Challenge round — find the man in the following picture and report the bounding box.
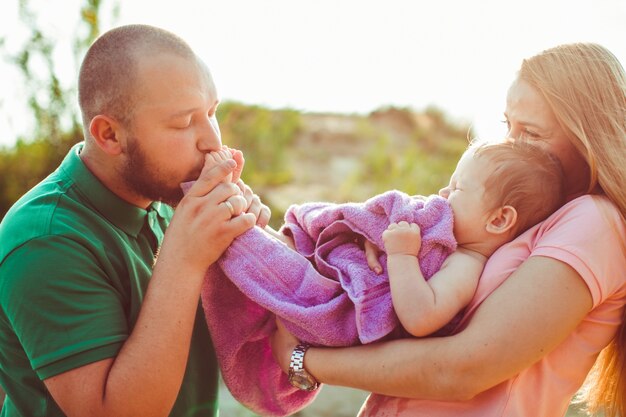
[0,25,266,416]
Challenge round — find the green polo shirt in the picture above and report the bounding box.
[0,143,219,416]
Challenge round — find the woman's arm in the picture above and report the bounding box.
[272,255,592,400]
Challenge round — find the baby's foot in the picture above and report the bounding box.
[224,146,244,183]
[206,148,235,183]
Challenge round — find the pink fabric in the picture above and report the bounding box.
[201,190,455,416]
[358,195,626,417]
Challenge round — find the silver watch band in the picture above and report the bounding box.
[290,343,309,372]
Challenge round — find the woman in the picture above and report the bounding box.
[271,43,626,417]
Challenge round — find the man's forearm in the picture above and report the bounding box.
[45,254,209,417]
[102,256,208,415]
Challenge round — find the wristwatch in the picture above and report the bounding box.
[288,343,319,391]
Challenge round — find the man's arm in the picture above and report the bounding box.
[272,255,592,400]
[44,159,256,417]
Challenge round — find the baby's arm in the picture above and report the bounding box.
[383,222,485,337]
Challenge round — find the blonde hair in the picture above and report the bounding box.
[471,139,565,236]
[520,43,626,417]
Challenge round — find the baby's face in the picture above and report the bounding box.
[439,151,492,244]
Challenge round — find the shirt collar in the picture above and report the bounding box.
[59,143,169,237]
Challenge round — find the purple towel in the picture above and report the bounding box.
[200,190,456,416]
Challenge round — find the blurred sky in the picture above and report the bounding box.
[1,0,625,146]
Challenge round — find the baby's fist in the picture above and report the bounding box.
[382,221,422,256]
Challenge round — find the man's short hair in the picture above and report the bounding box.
[78,24,196,136]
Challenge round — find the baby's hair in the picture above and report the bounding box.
[470,139,565,236]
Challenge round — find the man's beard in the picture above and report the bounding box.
[121,136,185,207]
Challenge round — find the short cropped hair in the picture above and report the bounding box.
[471,139,565,236]
[78,24,196,136]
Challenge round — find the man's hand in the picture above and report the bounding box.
[164,154,256,273]
[237,179,271,228]
[223,146,271,228]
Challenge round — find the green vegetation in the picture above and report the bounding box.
[347,107,470,198]
[0,1,472,224]
[0,0,105,218]
[283,106,471,210]
[0,129,82,218]
[218,102,301,186]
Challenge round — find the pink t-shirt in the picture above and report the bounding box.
[358,195,626,417]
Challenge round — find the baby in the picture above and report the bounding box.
[380,139,564,336]
[198,139,564,416]
[205,139,564,338]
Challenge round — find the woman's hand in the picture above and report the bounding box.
[270,319,299,373]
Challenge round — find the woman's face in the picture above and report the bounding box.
[504,78,589,198]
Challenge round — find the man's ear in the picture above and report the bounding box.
[88,115,124,156]
[486,205,518,235]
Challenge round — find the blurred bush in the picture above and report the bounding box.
[217,101,301,186]
[0,102,301,219]
[0,128,83,219]
[344,107,470,198]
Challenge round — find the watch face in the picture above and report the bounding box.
[289,370,317,391]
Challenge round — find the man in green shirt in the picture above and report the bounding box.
[0,25,266,416]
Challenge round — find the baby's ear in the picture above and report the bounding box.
[486,205,517,235]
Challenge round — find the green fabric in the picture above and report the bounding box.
[0,143,218,416]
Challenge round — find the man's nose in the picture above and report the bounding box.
[197,116,222,152]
